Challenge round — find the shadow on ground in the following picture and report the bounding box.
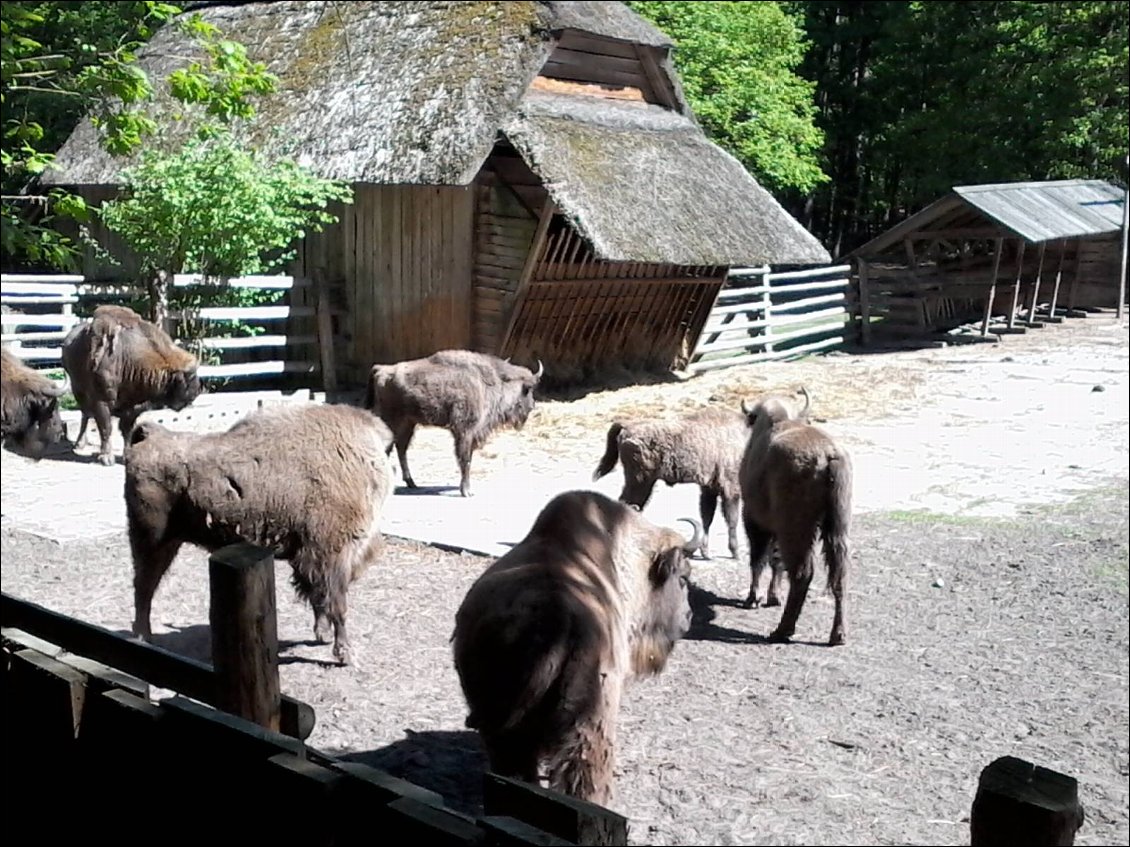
[334,728,488,815]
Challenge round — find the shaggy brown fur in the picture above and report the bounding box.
[738,392,853,646]
[592,406,756,560]
[452,490,704,805]
[62,305,201,466]
[1,348,68,457]
[124,403,394,665]
[365,349,543,497]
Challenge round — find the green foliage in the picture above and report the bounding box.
[1,1,277,269]
[98,131,352,283]
[627,1,827,194]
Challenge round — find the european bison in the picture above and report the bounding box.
[365,349,543,497]
[125,403,394,665]
[1,347,69,457]
[452,490,704,805]
[62,305,202,466]
[738,391,853,645]
[591,405,760,560]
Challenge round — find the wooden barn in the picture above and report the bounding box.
[45,0,829,383]
[850,179,1127,345]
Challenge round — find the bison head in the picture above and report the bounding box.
[3,383,69,459]
[163,366,203,412]
[740,386,811,430]
[499,358,543,432]
[633,516,702,676]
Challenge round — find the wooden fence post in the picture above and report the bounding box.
[209,543,281,732]
[314,270,338,394]
[761,269,774,353]
[483,773,627,846]
[970,756,1084,846]
[858,260,871,346]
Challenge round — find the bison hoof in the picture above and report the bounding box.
[768,629,793,644]
[460,487,473,498]
[313,619,332,644]
[741,596,758,610]
[97,452,115,467]
[828,630,846,647]
[764,595,782,608]
[333,643,353,666]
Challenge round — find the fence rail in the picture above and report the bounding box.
[689,264,853,373]
[1,273,330,387]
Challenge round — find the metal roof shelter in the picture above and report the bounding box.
[850,179,1127,345]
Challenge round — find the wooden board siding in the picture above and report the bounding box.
[542,31,679,108]
[297,185,474,378]
[471,160,547,354]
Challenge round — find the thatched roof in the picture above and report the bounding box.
[46,0,829,267]
[505,91,831,266]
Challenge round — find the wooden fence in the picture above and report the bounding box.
[2,542,627,846]
[0,273,334,388]
[689,264,853,373]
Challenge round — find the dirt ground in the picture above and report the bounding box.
[2,318,1128,845]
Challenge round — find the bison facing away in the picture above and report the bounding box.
[738,391,853,645]
[365,349,543,497]
[62,305,202,466]
[1,347,69,457]
[452,490,704,806]
[125,403,394,665]
[591,405,760,560]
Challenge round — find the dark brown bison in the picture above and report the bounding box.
[593,404,770,560]
[452,490,704,805]
[365,349,543,497]
[1,347,69,457]
[125,403,394,665]
[738,391,853,646]
[62,304,202,466]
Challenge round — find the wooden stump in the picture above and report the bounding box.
[970,756,1084,846]
[209,543,281,732]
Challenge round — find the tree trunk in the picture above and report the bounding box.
[146,269,170,331]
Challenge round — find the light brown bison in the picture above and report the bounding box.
[452,490,704,805]
[125,403,394,665]
[365,349,543,497]
[1,347,69,457]
[592,403,782,560]
[62,304,202,466]
[738,391,853,645]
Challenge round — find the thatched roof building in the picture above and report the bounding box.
[47,0,830,380]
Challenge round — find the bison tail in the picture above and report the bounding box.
[363,365,382,412]
[592,422,624,482]
[822,454,853,598]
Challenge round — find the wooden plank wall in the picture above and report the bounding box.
[549,31,679,108]
[471,161,545,354]
[297,185,474,380]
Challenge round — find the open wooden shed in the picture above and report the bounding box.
[850,180,1127,345]
[45,0,829,383]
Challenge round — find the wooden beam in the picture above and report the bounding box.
[1007,240,1027,329]
[633,44,677,109]
[498,201,556,357]
[970,756,1084,846]
[483,773,628,846]
[912,227,1007,240]
[1025,242,1047,325]
[858,260,872,345]
[980,238,1005,336]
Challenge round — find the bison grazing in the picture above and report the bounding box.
[452,490,704,805]
[738,391,853,645]
[1,347,69,457]
[125,403,394,665]
[365,349,543,497]
[591,405,761,560]
[62,304,202,466]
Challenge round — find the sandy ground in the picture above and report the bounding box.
[1,316,1127,845]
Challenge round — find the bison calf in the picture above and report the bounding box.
[125,403,394,665]
[63,305,202,466]
[739,391,853,645]
[1,348,69,457]
[365,349,543,497]
[592,405,762,559]
[452,490,704,806]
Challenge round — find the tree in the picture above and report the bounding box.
[627,1,828,195]
[1,1,275,269]
[98,132,352,324]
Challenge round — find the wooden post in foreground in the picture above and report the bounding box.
[314,269,338,394]
[483,773,627,846]
[970,756,1084,846]
[981,238,1005,336]
[209,543,281,733]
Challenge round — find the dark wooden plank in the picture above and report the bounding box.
[483,773,627,846]
[479,817,576,846]
[557,29,639,59]
[971,756,1084,846]
[379,797,481,846]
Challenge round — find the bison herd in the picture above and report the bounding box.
[1,303,854,808]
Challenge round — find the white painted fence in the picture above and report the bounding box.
[689,264,853,373]
[1,274,323,383]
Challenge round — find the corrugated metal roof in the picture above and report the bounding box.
[954,179,1125,242]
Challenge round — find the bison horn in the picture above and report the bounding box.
[534,359,544,381]
[46,377,70,398]
[740,398,754,418]
[798,385,811,418]
[676,517,706,555]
